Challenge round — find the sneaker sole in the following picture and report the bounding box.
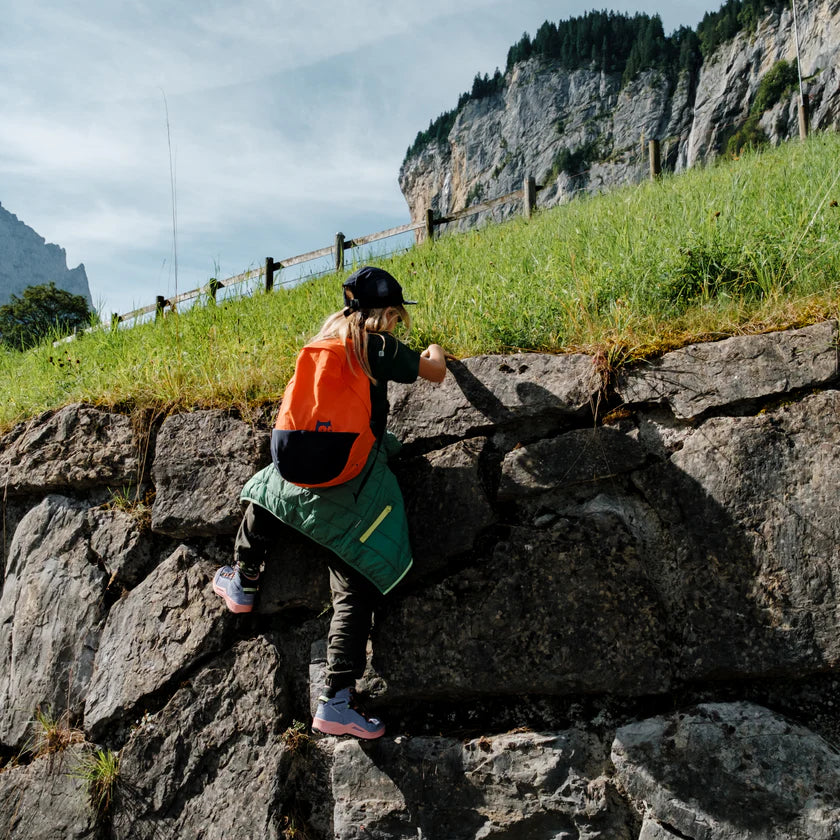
[212,582,254,614]
[312,718,385,739]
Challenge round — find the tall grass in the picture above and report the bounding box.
[1,133,839,431]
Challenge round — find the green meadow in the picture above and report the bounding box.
[2,132,839,432]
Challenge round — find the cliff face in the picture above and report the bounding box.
[1,321,840,838]
[0,202,92,307]
[399,0,840,228]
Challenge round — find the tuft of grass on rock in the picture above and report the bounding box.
[24,707,84,759]
[73,747,121,821]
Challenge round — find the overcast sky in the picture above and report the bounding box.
[2,1,724,316]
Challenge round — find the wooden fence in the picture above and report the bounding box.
[62,144,685,345]
[107,175,546,329]
[126,139,683,328]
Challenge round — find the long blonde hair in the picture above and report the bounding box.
[311,305,411,384]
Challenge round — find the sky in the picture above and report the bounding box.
[2,1,725,317]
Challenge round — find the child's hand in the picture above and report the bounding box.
[419,344,447,383]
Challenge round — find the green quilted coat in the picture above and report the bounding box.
[240,433,412,594]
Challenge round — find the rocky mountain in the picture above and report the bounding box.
[400,0,840,228]
[0,202,92,307]
[1,320,840,838]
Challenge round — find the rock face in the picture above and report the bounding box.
[0,202,92,306]
[612,702,840,840]
[1,321,840,838]
[399,0,840,228]
[0,497,108,749]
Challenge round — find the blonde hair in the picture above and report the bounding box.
[311,305,411,384]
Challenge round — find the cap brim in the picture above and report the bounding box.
[402,300,418,305]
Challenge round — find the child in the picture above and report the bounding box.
[213,265,447,739]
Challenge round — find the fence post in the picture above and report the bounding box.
[209,278,222,301]
[334,233,345,273]
[264,257,275,292]
[425,208,435,243]
[798,93,809,140]
[111,313,120,332]
[649,139,661,179]
[155,296,166,321]
[523,175,537,219]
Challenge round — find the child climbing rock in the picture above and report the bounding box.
[213,265,447,739]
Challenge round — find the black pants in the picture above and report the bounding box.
[234,502,380,692]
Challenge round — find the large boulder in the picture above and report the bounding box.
[0,744,95,839]
[0,496,107,749]
[617,321,838,420]
[498,425,647,499]
[0,404,138,495]
[150,410,269,538]
[389,353,599,445]
[612,702,840,840]
[330,730,635,839]
[498,389,840,688]
[395,437,496,579]
[84,545,227,735]
[113,636,291,840]
[374,522,672,699]
[87,505,155,588]
[634,390,840,682]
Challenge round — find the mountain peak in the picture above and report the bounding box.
[0,203,92,307]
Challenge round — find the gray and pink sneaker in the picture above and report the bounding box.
[213,565,259,613]
[312,688,385,739]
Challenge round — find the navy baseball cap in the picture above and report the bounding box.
[342,266,417,312]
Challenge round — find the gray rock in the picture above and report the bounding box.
[0,744,95,839]
[499,426,648,498]
[150,410,269,538]
[255,523,331,615]
[87,505,154,588]
[113,636,291,840]
[84,545,227,735]
[1,498,31,583]
[0,496,107,749]
[375,523,671,699]
[612,702,840,840]
[389,354,598,445]
[331,730,634,840]
[639,820,685,840]
[0,404,138,495]
[399,57,691,229]
[617,321,839,420]
[396,437,496,578]
[657,390,840,680]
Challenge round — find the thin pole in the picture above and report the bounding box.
[791,0,804,103]
[791,0,808,139]
[162,91,178,298]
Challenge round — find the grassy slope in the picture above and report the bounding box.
[1,133,839,432]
